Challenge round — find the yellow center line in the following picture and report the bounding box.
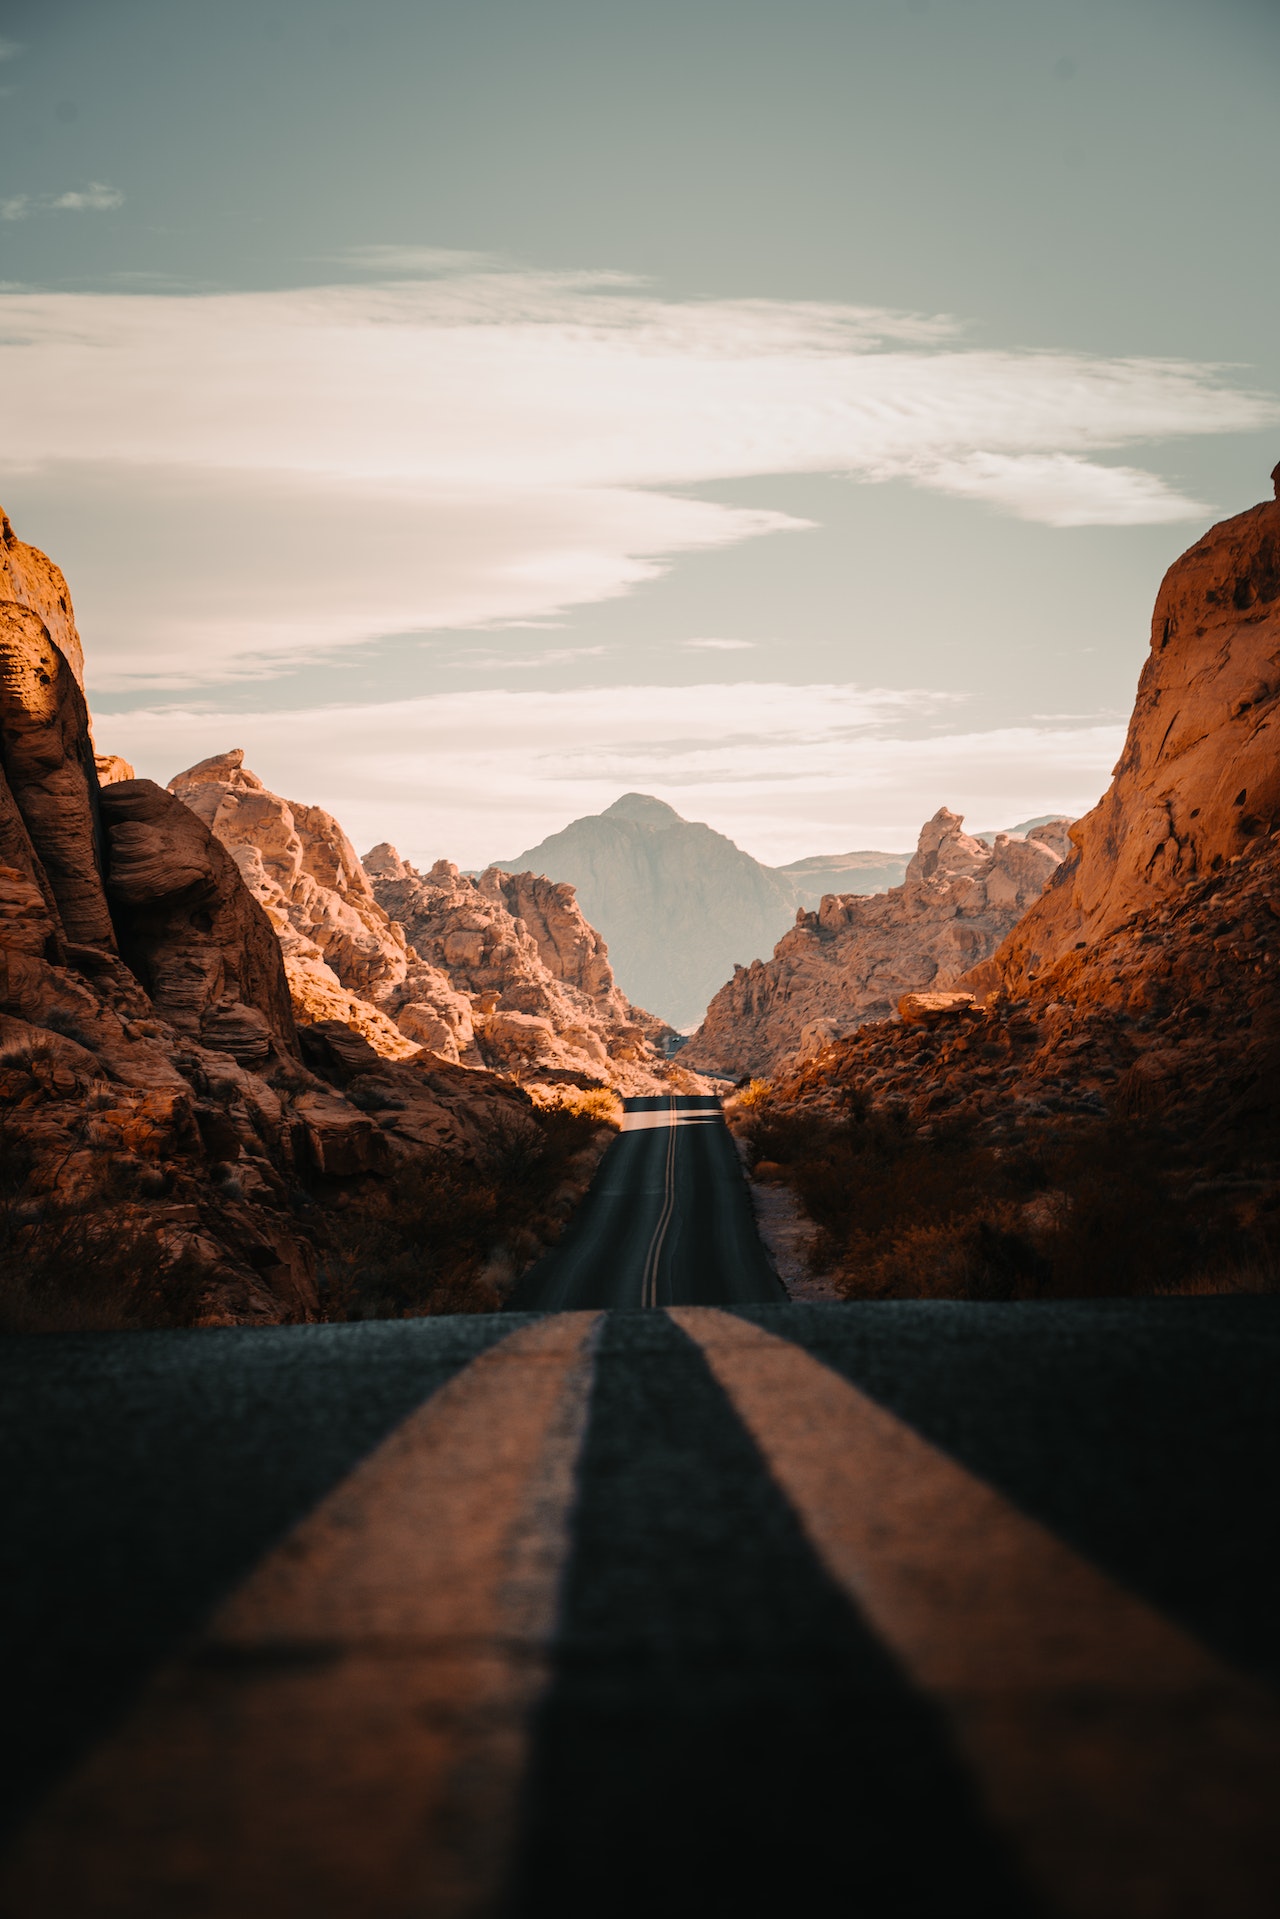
[1,1312,603,1919]
[640,1094,679,1307]
[671,1306,1280,1919]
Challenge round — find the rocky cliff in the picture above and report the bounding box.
[1,510,602,1331]
[167,751,421,1061]
[685,809,1071,1079]
[980,491,1280,996]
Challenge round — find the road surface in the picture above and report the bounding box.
[2,1297,1279,1916]
[509,1093,786,1310]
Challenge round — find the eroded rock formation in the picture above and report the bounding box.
[1,511,590,1329]
[167,752,419,1060]
[685,809,1070,1079]
[981,494,1280,995]
[368,852,680,1092]
[164,757,684,1091]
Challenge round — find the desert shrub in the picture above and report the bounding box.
[740,1093,1277,1301]
[319,1100,602,1319]
[526,1083,623,1126]
[0,1198,210,1333]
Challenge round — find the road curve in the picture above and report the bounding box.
[508,1094,786,1310]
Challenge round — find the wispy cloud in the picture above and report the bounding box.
[0,39,22,61]
[100,680,1124,869]
[684,638,756,651]
[0,260,1273,688]
[1,180,124,222]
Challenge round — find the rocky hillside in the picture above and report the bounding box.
[685,809,1071,1079]
[495,793,811,1028]
[165,752,682,1094]
[364,847,680,1092]
[0,510,613,1331]
[735,475,1280,1302]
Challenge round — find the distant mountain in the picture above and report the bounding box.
[493,795,800,1028]
[779,848,909,906]
[493,794,908,1029]
[974,814,1072,847]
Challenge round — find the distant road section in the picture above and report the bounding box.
[508,1095,786,1310]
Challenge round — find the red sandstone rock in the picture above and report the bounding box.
[100,778,298,1064]
[991,496,1280,993]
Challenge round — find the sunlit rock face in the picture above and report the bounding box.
[684,810,1068,1081]
[986,493,1280,997]
[367,853,680,1093]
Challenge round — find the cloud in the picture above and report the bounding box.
[922,451,1207,525]
[47,182,124,213]
[0,262,1273,687]
[11,463,801,689]
[0,39,22,60]
[1,180,123,221]
[99,679,1124,869]
[684,638,756,651]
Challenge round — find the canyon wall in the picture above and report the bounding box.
[983,493,1280,996]
[0,510,574,1328]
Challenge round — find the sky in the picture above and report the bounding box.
[1,0,1277,867]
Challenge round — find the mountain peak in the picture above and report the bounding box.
[600,792,686,828]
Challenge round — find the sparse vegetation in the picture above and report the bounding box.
[318,1101,609,1319]
[734,1086,1280,1301]
[525,1083,623,1127]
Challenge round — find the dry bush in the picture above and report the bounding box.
[526,1083,622,1127]
[729,1078,772,1114]
[319,1101,602,1319]
[738,1090,1277,1301]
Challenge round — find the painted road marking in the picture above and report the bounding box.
[640,1095,679,1307]
[672,1306,1280,1919]
[1,1312,602,1919]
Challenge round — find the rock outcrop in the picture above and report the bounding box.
[685,809,1070,1079]
[367,851,680,1092]
[0,508,86,689]
[1,510,596,1330]
[168,752,416,1060]
[981,494,1280,995]
[157,750,683,1091]
[733,477,1280,1303]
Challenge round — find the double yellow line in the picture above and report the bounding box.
[639,1093,680,1309]
[6,1309,1280,1917]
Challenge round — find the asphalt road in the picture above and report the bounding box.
[2,1298,1279,1917]
[509,1094,787,1310]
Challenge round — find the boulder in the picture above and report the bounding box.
[99,778,298,1057]
[898,991,976,1024]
